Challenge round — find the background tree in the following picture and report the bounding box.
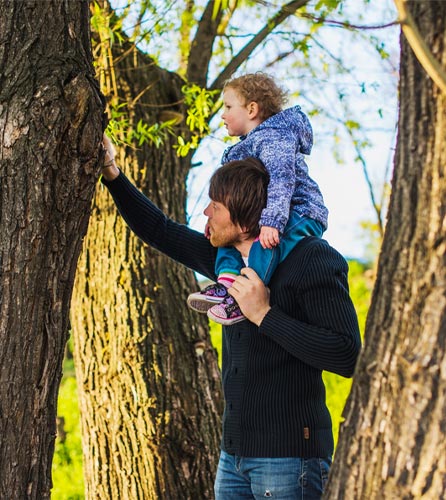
[0,1,103,498]
[71,34,224,500]
[325,1,446,498]
[69,0,397,498]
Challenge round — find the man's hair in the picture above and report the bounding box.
[223,72,288,121]
[209,158,270,238]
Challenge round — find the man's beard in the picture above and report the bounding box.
[208,226,242,248]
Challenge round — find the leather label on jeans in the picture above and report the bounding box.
[304,427,310,439]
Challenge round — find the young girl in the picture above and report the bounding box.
[188,73,328,325]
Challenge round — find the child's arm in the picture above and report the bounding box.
[253,129,298,234]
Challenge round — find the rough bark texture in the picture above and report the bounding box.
[71,39,223,499]
[0,1,103,499]
[324,2,445,499]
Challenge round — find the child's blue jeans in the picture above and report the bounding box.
[215,212,324,285]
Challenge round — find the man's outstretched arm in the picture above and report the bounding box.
[101,137,218,280]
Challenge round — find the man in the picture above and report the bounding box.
[101,136,361,499]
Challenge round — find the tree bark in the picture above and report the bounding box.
[0,1,103,499]
[71,39,223,499]
[324,2,446,498]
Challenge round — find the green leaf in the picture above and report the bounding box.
[345,120,360,131]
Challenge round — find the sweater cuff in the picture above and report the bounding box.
[258,305,280,333]
[260,213,288,233]
[101,169,122,187]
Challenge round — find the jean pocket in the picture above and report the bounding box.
[319,457,332,490]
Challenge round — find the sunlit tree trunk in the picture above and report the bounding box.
[0,1,103,498]
[71,39,223,498]
[325,2,446,498]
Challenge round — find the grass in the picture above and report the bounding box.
[52,375,84,499]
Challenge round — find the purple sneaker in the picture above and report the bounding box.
[187,283,228,313]
[207,295,245,325]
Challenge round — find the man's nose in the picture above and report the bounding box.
[204,203,211,216]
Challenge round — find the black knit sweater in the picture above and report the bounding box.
[104,172,361,458]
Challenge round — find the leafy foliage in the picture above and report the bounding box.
[52,345,85,498]
[175,84,220,156]
[323,259,373,447]
[91,1,179,151]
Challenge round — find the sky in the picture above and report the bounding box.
[186,1,400,262]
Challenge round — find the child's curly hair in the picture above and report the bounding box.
[223,72,288,121]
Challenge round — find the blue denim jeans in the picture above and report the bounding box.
[215,213,324,285]
[214,451,331,500]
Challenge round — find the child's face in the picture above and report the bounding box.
[222,87,252,137]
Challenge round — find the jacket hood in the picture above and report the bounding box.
[257,105,313,155]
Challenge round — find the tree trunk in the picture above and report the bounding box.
[71,40,223,499]
[0,1,103,499]
[324,2,446,499]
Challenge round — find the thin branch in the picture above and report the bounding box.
[394,0,446,95]
[250,0,398,30]
[130,82,158,107]
[297,13,398,31]
[346,127,384,237]
[187,0,225,87]
[210,0,310,91]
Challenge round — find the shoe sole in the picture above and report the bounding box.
[207,309,246,325]
[187,294,225,313]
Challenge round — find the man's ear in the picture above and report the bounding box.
[247,101,259,119]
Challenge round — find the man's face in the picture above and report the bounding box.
[204,200,243,247]
[221,88,251,137]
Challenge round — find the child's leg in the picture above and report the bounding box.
[214,247,244,288]
[278,212,324,264]
[249,213,325,285]
[247,242,280,286]
[187,247,244,316]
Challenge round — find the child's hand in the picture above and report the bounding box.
[259,226,280,249]
[204,223,211,239]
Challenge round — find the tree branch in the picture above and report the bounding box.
[187,0,225,87]
[394,0,446,95]
[301,15,398,31]
[210,0,310,92]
